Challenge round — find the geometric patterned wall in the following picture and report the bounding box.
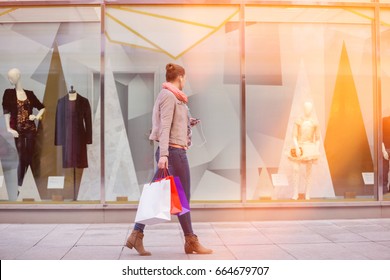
[324,42,374,196]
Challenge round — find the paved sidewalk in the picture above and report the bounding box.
[1,219,390,260]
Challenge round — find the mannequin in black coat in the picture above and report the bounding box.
[55,89,92,168]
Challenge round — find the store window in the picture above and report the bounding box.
[0,6,101,202]
[0,1,386,205]
[104,5,241,203]
[245,6,376,201]
[381,8,390,201]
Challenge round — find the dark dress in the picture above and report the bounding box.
[55,94,92,168]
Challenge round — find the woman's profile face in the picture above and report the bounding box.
[179,74,186,89]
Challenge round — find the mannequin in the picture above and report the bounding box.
[381,116,390,193]
[2,68,45,195]
[55,86,92,170]
[288,101,320,200]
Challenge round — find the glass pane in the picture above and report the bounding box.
[104,5,241,203]
[245,6,375,202]
[0,6,101,203]
[381,9,390,200]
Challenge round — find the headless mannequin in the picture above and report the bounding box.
[290,102,320,200]
[4,68,45,193]
[382,143,390,192]
[382,131,390,192]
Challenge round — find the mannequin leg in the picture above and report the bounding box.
[14,135,26,196]
[292,162,300,200]
[304,162,313,200]
[14,132,36,197]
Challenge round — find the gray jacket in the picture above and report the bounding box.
[149,88,189,157]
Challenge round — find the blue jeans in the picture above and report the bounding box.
[134,146,194,235]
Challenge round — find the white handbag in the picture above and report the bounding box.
[134,178,171,225]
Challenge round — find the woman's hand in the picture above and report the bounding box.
[190,118,200,127]
[158,156,168,169]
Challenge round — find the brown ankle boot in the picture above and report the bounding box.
[184,234,213,254]
[126,230,151,256]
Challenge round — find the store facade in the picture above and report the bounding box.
[0,0,390,222]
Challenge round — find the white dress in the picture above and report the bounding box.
[288,117,320,162]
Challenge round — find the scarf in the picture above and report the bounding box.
[162,82,188,104]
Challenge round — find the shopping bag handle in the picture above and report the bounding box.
[149,168,170,184]
[157,168,169,178]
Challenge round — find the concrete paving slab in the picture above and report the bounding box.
[211,222,257,229]
[340,224,389,234]
[214,228,273,245]
[87,224,130,230]
[306,225,369,242]
[15,245,72,260]
[120,246,189,260]
[376,241,390,248]
[279,243,368,260]
[0,224,56,247]
[142,229,184,247]
[77,229,128,246]
[357,230,390,242]
[252,221,314,228]
[35,224,89,247]
[330,219,377,227]
[0,224,10,231]
[258,225,315,234]
[228,244,295,260]
[0,245,32,259]
[261,232,331,244]
[338,242,390,260]
[187,245,235,260]
[62,245,123,260]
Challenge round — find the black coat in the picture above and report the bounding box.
[55,94,92,168]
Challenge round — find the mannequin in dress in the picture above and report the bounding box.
[2,68,45,195]
[288,101,320,200]
[381,115,390,193]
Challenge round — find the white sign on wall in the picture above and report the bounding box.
[362,172,374,185]
[0,176,4,188]
[47,176,65,189]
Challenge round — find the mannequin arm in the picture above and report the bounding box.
[382,142,389,160]
[292,123,301,157]
[315,125,321,151]
[29,108,45,121]
[4,114,19,138]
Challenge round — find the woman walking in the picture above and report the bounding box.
[126,63,212,256]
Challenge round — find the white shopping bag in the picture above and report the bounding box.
[134,178,171,225]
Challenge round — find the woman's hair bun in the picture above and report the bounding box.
[166,63,174,71]
[165,63,185,82]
